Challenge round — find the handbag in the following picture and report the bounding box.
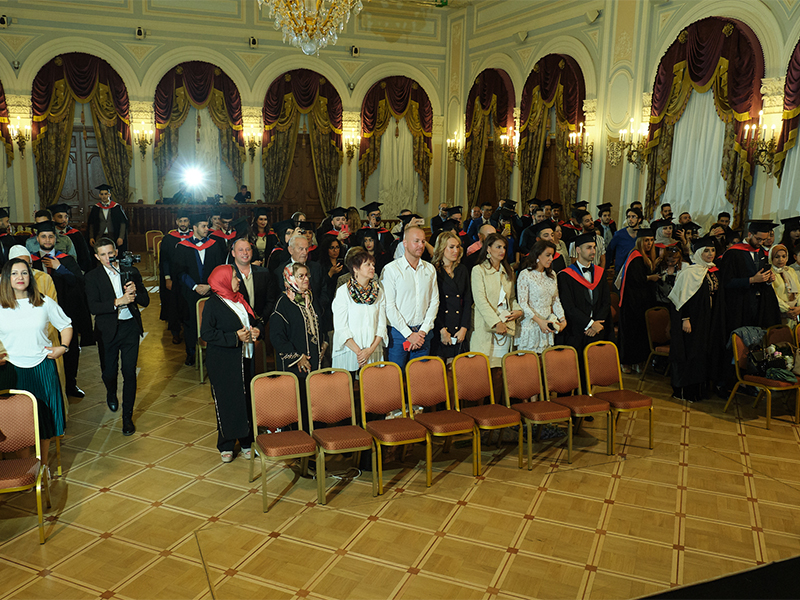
[496,308,517,337]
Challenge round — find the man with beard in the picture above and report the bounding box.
[160,210,193,345]
[50,204,93,272]
[355,201,393,248]
[594,203,617,249]
[87,183,129,252]
[607,207,642,272]
[569,209,606,268]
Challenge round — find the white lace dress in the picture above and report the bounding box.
[517,269,564,353]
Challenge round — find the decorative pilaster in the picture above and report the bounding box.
[241,105,262,129]
[583,98,597,128]
[641,92,652,122]
[342,110,360,136]
[5,94,31,121]
[760,77,785,116]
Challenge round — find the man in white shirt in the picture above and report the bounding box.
[382,226,439,367]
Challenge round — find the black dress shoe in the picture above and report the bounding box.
[172,334,183,345]
[185,355,196,366]
[67,386,85,398]
[107,396,119,412]
[122,416,136,436]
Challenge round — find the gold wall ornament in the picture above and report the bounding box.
[678,30,687,44]
[133,121,153,161]
[533,63,540,73]
[343,129,360,165]
[607,135,623,167]
[8,117,30,158]
[742,111,778,176]
[243,125,262,163]
[446,131,465,167]
[609,117,648,171]
[723,22,734,37]
[258,0,368,56]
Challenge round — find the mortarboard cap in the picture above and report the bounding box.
[692,235,718,253]
[0,207,8,219]
[527,198,540,207]
[295,221,315,232]
[679,221,701,232]
[360,228,381,241]
[650,218,673,231]
[189,213,209,226]
[360,202,383,214]
[501,199,518,210]
[328,207,348,218]
[747,220,777,234]
[253,206,271,218]
[780,216,800,229]
[540,199,553,208]
[550,202,562,209]
[49,203,71,215]
[176,208,191,220]
[219,208,234,220]
[272,219,295,240]
[596,202,613,212]
[498,207,516,221]
[573,201,589,209]
[446,206,463,218]
[34,220,56,234]
[439,220,461,233]
[530,220,555,238]
[572,232,597,248]
[636,228,656,239]
[95,183,112,192]
[398,213,421,225]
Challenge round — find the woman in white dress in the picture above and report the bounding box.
[332,247,387,373]
[517,240,566,353]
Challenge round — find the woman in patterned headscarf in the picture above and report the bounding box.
[269,263,324,428]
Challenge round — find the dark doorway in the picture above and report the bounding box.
[59,127,106,229]
[535,142,560,205]
[281,132,325,224]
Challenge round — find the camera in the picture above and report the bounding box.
[119,251,141,268]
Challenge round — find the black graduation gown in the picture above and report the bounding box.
[0,232,16,269]
[719,244,781,333]
[431,263,472,358]
[250,232,278,265]
[618,255,656,365]
[556,264,614,356]
[669,270,726,391]
[159,230,191,323]
[31,252,93,338]
[200,295,260,444]
[63,227,93,273]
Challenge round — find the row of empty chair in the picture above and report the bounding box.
[248,342,654,512]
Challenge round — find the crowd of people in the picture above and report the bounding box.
[1,190,796,467]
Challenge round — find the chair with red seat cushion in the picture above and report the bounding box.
[723,333,800,430]
[359,362,431,495]
[249,372,316,512]
[766,324,794,348]
[406,357,477,477]
[0,390,51,544]
[306,368,373,504]
[452,352,522,475]
[638,307,671,391]
[541,346,612,456]
[584,341,654,454]
[502,351,572,468]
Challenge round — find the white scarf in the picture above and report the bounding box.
[668,247,715,310]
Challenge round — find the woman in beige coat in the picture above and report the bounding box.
[471,233,523,397]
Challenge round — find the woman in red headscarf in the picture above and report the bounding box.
[201,264,262,464]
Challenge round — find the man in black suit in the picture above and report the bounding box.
[557,233,614,371]
[230,237,270,320]
[0,207,16,268]
[30,221,91,398]
[85,238,149,435]
[267,232,330,321]
[430,203,449,236]
[160,210,192,344]
[171,213,227,365]
[87,183,129,252]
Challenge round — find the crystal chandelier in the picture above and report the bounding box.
[258,0,367,56]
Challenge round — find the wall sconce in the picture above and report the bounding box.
[447,131,464,164]
[132,121,153,161]
[742,111,777,176]
[343,130,360,165]
[8,117,30,158]
[498,131,520,168]
[568,122,593,169]
[244,126,262,162]
[608,118,648,171]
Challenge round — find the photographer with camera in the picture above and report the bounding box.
[85,238,149,436]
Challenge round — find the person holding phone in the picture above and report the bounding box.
[431,231,471,363]
[317,207,351,253]
[517,240,566,353]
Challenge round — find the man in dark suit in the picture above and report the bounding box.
[430,203,449,236]
[85,238,149,435]
[171,213,227,366]
[557,233,614,374]
[230,237,270,320]
[87,183,129,252]
[267,232,330,321]
[30,220,91,398]
[160,210,193,344]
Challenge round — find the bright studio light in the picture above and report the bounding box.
[183,167,204,188]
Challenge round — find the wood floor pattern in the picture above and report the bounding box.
[3,283,800,600]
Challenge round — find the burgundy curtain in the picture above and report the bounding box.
[358,76,433,203]
[645,17,763,222]
[464,69,515,207]
[0,79,13,166]
[775,38,800,185]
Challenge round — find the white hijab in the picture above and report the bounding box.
[668,247,716,310]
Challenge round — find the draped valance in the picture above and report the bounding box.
[262,69,342,211]
[518,55,585,211]
[153,61,245,196]
[644,17,764,223]
[358,76,433,203]
[0,80,13,166]
[774,38,800,185]
[32,53,132,206]
[464,69,515,207]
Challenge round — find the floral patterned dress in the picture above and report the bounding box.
[517,269,564,353]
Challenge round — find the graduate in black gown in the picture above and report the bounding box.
[51,203,93,273]
[668,236,726,402]
[87,184,129,252]
[354,201,394,249]
[265,219,296,280]
[519,220,567,273]
[779,216,800,266]
[201,265,261,463]
[556,232,614,361]
[718,220,781,334]
[359,228,389,276]
[617,229,660,372]
[248,207,277,266]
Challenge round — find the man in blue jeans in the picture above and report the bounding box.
[382,226,440,367]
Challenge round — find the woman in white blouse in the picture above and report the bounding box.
[332,247,387,373]
[0,257,72,463]
[517,239,566,353]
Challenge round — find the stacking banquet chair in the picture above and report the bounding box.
[249,372,316,512]
[541,346,612,456]
[584,341,654,454]
[406,356,478,477]
[306,368,373,504]
[501,351,573,468]
[723,333,800,430]
[451,352,522,474]
[359,361,431,495]
[196,298,208,383]
[766,324,794,348]
[145,229,162,273]
[638,306,671,391]
[0,390,52,544]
